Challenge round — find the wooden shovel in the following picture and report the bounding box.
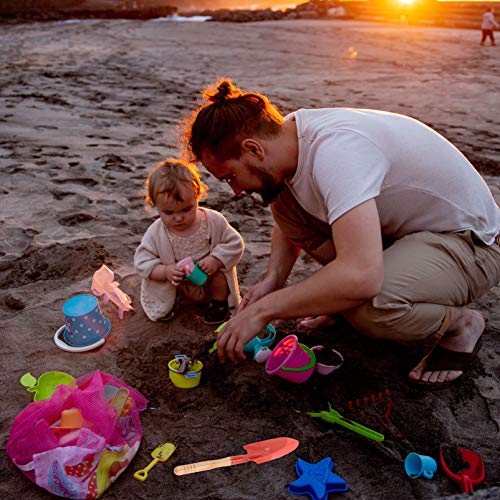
[174,437,299,476]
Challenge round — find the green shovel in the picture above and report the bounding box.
[308,403,385,442]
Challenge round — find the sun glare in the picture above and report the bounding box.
[397,0,415,4]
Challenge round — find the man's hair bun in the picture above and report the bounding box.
[205,79,235,103]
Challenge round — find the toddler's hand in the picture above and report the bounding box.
[165,264,185,286]
[198,256,222,275]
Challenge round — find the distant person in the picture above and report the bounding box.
[481,7,498,46]
[182,78,500,390]
[134,159,244,324]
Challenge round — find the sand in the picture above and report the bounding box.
[0,17,499,499]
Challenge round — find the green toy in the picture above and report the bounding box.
[308,403,385,442]
[20,371,75,401]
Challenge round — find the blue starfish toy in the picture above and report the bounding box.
[288,457,348,500]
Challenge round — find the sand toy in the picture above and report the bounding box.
[215,323,276,362]
[176,256,195,275]
[308,403,384,442]
[134,443,176,481]
[54,294,110,352]
[168,355,203,389]
[346,389,413,449]
[176,256,208,286]
[104,385,134,416]
[184,263,208,286]
[440,445,485,493]
[91,265,134,319]
[310,345,344,375]
[8,370,148,498]
[404,452,437,479]
[53,408,84,430]
[174,437,299,476]
[51,408,85,445]
[54,294,111,352]
[288,457,348,499]
[20,371,75,401]
[265,335,316,383]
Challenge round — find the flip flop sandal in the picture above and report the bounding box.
[409,337,483,391]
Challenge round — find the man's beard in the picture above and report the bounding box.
[246,163,285,205]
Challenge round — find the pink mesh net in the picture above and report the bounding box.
[7,370,148,499]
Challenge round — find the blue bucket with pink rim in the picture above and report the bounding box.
[62,294,111,347]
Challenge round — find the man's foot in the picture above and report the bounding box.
[409,308,484,388]
[202,299,230,325]
[299,315,336,329]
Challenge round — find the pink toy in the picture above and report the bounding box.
[265,335,316,384]
[176,256,195,275]
[91,265,134,319]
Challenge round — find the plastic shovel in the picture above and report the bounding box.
[174,437,299,476]
[440,445,485,493]
[308,403,385,442]
[133,443,176,481]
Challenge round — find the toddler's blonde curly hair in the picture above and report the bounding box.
[145,158,208,208]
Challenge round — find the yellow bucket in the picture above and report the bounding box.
[168,359,203,389]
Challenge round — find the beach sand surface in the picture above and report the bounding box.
[0,18,499,499]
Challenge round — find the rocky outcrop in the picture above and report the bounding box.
[194,0,349,23]
[0,0,177,21]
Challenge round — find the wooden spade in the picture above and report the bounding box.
[174,437,299,476]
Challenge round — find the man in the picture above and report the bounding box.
[481,7,498,46]
[183,79,500,389]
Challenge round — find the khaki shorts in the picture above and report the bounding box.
[271,186,500,343]
[178,280,209,303]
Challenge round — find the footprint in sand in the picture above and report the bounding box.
[95,154,134,173]
[58,213,96,226]
[57,178,98,187]
[50,191,92,208]
[95,200,128,215]
[0,227,39,257]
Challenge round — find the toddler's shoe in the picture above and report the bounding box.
[202,299,230,325]
[157,297,181,323]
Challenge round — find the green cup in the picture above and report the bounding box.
[184,263,208,286]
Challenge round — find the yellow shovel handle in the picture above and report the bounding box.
[133,458,159,481]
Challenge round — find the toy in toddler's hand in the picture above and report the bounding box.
[91,265,134,319]
[176,256,195,276]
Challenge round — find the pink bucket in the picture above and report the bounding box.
[265,335,316,383]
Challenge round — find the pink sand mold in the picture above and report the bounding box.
[91,264,134,319]
[176,256,195,274]
[310,345,344,375]
[265,335,316,383]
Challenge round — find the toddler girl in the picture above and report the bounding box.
[134,158,244,324]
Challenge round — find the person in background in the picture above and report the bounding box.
[182,78,500,390]
[480,7,498,46]
[134,158,244,325]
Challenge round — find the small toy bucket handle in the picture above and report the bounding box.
[282,344,316,372]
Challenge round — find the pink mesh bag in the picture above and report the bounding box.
[7,370,148,499]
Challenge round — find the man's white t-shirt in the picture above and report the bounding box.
[287,108,500,245]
